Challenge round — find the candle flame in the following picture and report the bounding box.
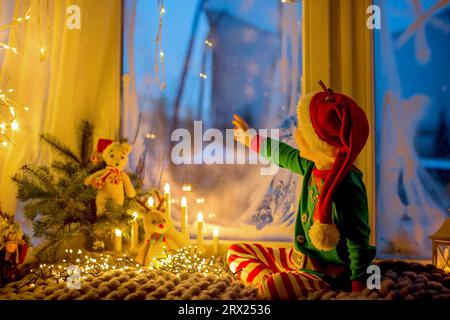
[213,228,219,237]
[147,196,154,207]
[164,182,170,193]
[115,229,122,237]
[181,196,187,207]
[132,211,138,218]
[197,212,204,222]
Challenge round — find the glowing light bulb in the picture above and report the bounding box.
[213,228,219,237]
[115,229,122,237]
[182,184,192,192]
[164,183,170,193]
[40,47,47,60]
[197,212,204,222]
[11,120,19,131]
[132,211,138,219]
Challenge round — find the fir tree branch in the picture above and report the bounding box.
[16,165,59,196]
[11,174,55,200]
[34,223,81,262]
[51,160,79,177]
[78,120,94,167]
[40,133,81,165]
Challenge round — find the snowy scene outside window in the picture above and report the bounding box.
[375,0,450,259]
[122,0,302,242]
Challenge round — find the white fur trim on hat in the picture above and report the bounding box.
[296,92,337,158]
[308,220,340,251]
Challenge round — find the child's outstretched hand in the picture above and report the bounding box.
[232,114,253,147]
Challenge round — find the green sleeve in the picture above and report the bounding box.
[259,137,312,175]
[335,173,376,281]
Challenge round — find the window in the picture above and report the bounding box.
[122,0,302,241]
[375,0,450,258]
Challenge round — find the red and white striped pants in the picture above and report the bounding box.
[227,243,330,299]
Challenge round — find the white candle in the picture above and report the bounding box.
[164,183,171,220]
[181,196,188,237]
[213,228,219,257]
[147,196,154,208]
[114,229,122,253]
[444,248,449,272]
[131,212,139,250]
[196,212,204,252]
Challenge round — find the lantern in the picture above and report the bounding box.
[429,218,450,272]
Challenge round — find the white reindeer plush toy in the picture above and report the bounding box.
[135,190,189,266]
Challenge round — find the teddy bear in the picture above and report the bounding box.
[135,190,188,266]
[84,139,136,217]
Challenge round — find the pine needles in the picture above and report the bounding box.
[11,121,142,262]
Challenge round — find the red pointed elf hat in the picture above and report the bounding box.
[297,81,369,251]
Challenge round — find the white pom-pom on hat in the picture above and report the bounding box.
[308,220,340,251]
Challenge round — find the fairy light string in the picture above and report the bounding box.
[15,246,229,292]
[154,0,166,90]
[0,8,32,147]
[0,8,31,54]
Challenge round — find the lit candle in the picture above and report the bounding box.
[147,196,154,208]
[213,228,220,257]
[444,248,449,272]
[114,229,122,253]
[196,212,204,252]
[164,183,171,220]
[131,212,139,250]
[181,196,189,237]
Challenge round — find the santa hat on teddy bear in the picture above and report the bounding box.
[90,138,113,163]
[297,81,369,251]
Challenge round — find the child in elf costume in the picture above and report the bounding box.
[228,81,376,299]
